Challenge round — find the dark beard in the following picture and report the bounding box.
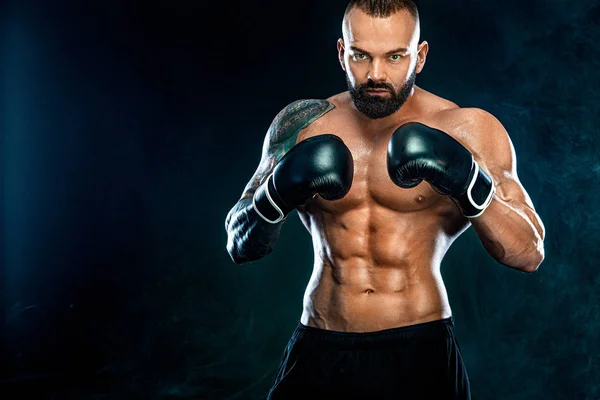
[347,68,417,119]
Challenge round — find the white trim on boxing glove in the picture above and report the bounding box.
[252,173,287,224]
[465,161,496,219]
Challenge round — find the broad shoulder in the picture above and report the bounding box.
[436,107,505,130]
[411,86,501,132]
[430,107,517,175]
[429,107,511,150]
[266,98,335,144]
[291,92,356,142]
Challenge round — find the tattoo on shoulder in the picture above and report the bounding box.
[238,100,334,200]
[269,99,335,145]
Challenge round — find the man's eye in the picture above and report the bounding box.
[355,54,367,60]
[390,55,401,61]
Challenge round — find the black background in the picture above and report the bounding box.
[2,0,600,399]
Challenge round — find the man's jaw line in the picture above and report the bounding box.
[352,86,417,124]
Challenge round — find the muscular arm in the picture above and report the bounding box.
[462,109,546,273]
[225,99,334,264]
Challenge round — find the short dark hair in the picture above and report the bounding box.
[344,0,419,20]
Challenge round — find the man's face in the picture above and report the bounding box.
[338,8,427,119]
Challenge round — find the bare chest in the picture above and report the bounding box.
[298,122,454,215]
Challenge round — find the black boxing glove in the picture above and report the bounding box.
[387,122,495,218]
[253,134,354,223]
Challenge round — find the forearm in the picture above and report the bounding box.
[225,198,285,264]
[470,195,545,272]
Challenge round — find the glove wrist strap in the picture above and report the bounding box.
[458,161,496,219]
[252,174,288,224]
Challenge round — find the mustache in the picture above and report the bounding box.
[360,81,394,91]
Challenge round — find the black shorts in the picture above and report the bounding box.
[265,317,470,400]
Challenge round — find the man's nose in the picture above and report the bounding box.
[368,59,387,82]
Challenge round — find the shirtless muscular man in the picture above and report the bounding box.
[225,1,546,398]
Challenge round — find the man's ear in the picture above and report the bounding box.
[337,39,346,72]
[415,41,429,74]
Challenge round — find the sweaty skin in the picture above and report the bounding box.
[232,7,544,333]
[295,88,474,332]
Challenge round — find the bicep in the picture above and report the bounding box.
[239,146,277,200]
[482,124,531,207]
[237,105,297,201]
[473,110,545,238]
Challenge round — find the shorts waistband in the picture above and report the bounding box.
[291,316,455,347]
